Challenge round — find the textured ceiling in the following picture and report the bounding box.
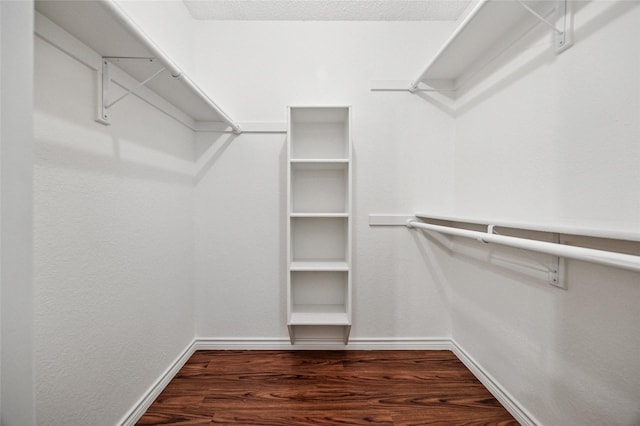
[183,0,472,21]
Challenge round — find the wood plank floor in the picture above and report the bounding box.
[136,350,518,425]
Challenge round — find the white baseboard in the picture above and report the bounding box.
[195,337,291,350]
[450,340,540,426]
[120,337,537,426]
[118,340,197,426]
[195,337,451,350]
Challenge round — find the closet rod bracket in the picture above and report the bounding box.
[548,233,566,289]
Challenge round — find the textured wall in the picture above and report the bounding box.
[193,21,457,340]
[183,0,469,21]
[1,1,35,424]
[448,2,640,424]
[33,34,196,425]
[30,2,640,425]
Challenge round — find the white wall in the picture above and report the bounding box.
[446,2,640,424]
[1,1,35,424]
[28,2,640,425]
[33,30,196,425]
[193,21,457,341]
[114,0,196,77]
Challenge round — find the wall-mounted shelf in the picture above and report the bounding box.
[371,0,571,93]
[35,0,241,132]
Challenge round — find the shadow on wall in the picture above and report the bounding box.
[33,111,197,187]
[34,33,242,188]
[413,0,639,116]
[34,113,240,188]
[193,132,237,183]
[409,230,453,309]
[414,91,456,118]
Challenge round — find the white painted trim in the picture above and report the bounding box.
[370,80,413,91]
[450,340,540,426]
[195,121,287,134]
[118,340,197,426]
[119,338,537,426]
[196,337,291,350]
[238,122,287,133]
[195,337,451,350]
[369,214,414,226]
[370,80,455,92]
[343,337,451,350]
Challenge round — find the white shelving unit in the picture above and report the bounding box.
[287,107,352,344]
[35,0,241,132]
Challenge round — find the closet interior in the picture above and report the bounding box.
[1,0,639,425]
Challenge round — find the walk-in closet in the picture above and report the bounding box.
[1,0,639,424]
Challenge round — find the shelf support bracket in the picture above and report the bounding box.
[517,0,572,53]
[98,57,165,124]
[548,233,566,289]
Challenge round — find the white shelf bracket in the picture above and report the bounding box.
[549,233,566,289]
[98,57,165,125]
[487,225,565,288]
[518,0,572,53]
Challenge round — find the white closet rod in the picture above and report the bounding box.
[100,0,242,134]
[407,220,640,273]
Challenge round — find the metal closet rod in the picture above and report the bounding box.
[100,0,242,134]
[406,220,640,274]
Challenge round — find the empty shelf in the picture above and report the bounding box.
[35,0,239,129]
[289,305,350,325]
[290,261,349,271]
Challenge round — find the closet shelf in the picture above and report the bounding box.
[410,0,569,91]
[372,0,570,93]
[290,261,349,272]
[35,0,241,133]
[290,213,349,218]
[289,307,350,326]
[290,159,350,164]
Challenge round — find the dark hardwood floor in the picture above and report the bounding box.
[136,350,518,425]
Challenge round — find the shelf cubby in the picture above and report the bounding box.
[291,162,348,214]
[290,271,349,325]
[290,107,350,160]
[290,217,347,263]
